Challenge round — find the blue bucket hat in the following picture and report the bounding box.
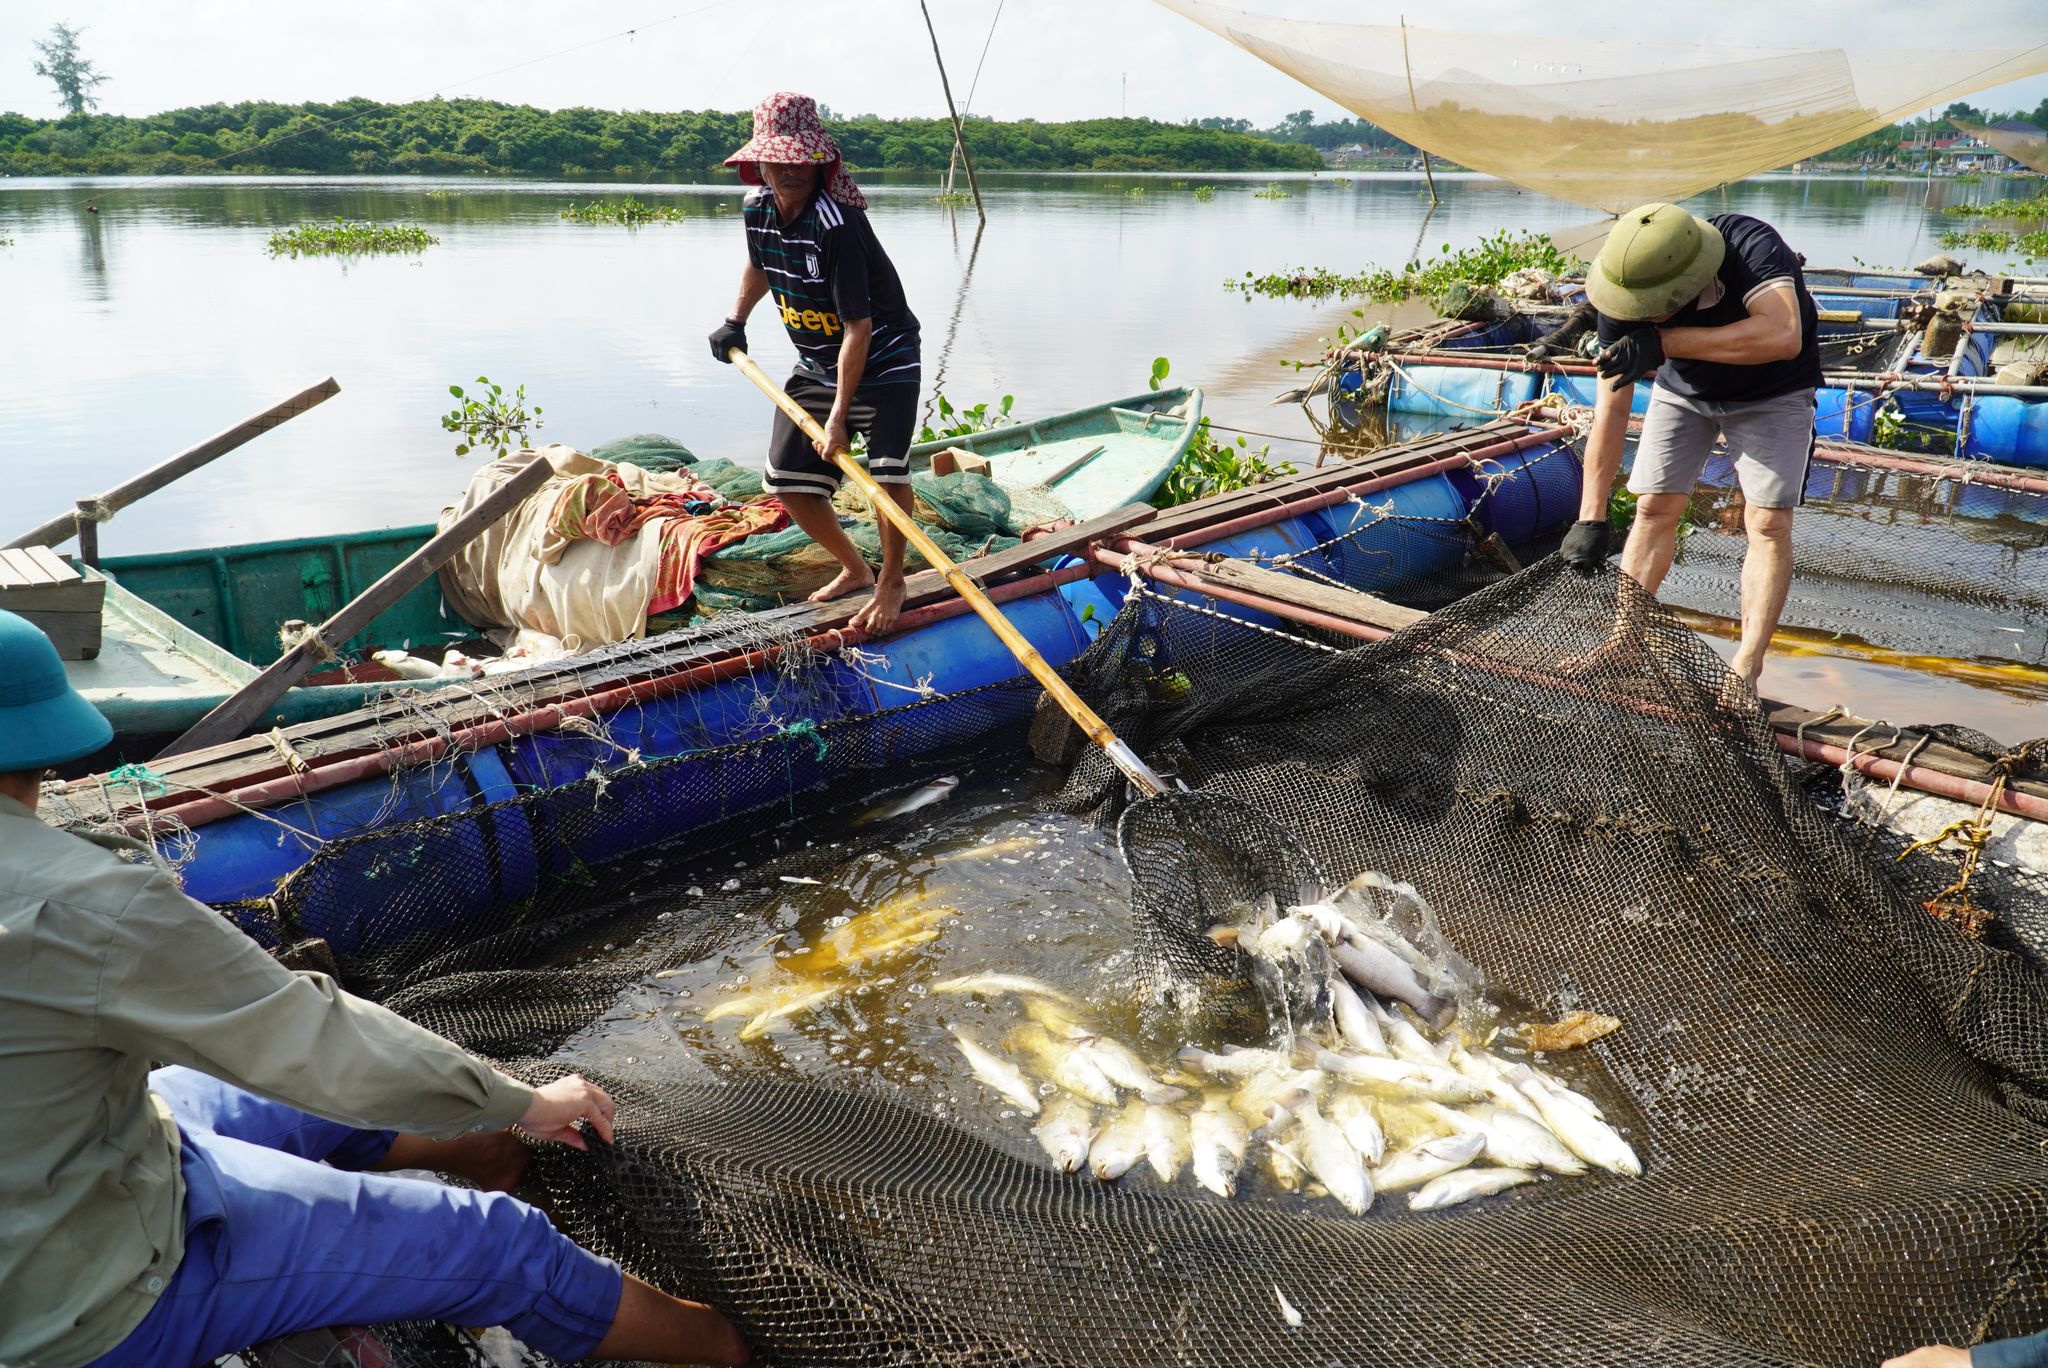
[0,609,113,771]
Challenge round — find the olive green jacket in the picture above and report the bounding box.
[0,794,535,1366]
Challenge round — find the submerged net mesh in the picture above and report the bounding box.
[247,548,2048,1366]
[1153,0,2048,211]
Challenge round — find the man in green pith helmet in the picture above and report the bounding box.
[1560,203,1821,692]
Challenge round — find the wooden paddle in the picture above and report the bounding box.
[728,348,1169,798]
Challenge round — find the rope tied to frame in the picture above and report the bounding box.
[776,717,830,761]
[1894,741,2040,940]
[277,622,338,664]
[106,763,169,797]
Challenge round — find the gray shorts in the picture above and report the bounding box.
[1629,386,1816,510]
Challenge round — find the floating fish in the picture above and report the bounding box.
[1189,1095,1249,1197]
[1296,1099,1373,1214]
[1032,1096,1096,1173]
[1327,1091,1386,1165]
[1089,1100,1152,1180]
[1508,1066,1640,1175]
[1428,1103,1583,1176]
[854,776,961,826]
[1141,1103,1192,1182]
[931,972,1082,1009]
[1329,936,1454,1028]
[1011,1024,1122,1106]
[738,984,845,1040]
[1313,1048,1484,1104]
[938,836,1040,863]
[1373,1132,1486,1193]
[952,1030,1040,1115]
[1079,1035,1187,1105]
[1409,1165,1537,1211]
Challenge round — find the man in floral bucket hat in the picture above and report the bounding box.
[710,92,922,634]
[1562,203,1821,694]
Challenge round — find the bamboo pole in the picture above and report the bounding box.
[918,0,985,225]
[1400,17,1439,207]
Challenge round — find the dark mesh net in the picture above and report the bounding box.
[240,552,2048,1367]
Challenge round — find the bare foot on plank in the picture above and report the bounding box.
[808,564,876,603]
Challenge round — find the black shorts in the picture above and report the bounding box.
[765,373,918,496]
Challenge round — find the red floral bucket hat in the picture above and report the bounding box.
[724,92,866,210]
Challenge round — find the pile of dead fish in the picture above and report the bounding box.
[943,876,1639,1215]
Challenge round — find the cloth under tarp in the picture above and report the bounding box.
[436,446,790,653]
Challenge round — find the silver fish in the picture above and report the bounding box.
[1287,900,1358,946]
[951,1030,1040,1115]
[1327,1091,1386,1165]
[1076,1035,1187,1105]
[931,972,1082,1009]
[1373,1132,1486,1192]
[1189,1096,1250,1198]
[1409,1165,1537,1211]
[1449,1045,1550,1128]
[1273,1284,1305,1329]
[1313,1048,1485,1104]
[1090,1099,1152,1180]
[1370,996,1445,1067]
[1262,1136,1309,1191]
[1141,1103,1192,1182]
[1330,936,1454,1028]
[1010,1024,1121,1107]
[854,775,960,826]
[1328,976,1388,1056]
[1178,1044,1291,1079]
[1428,1103,1584,1176]
[1296,1099,1373,1214]
[1509,1066,1640,1175]
[1253,914,1317,960]
[1032,1096,1096,1174]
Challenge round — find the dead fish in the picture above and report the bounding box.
[778,875,824,886]
[738,983,845,1040]
[1273,1284,1305,1328]
[1508,1066,1639,1176]
[1032,1096,1096,1173]
[1011,1024,1122,1106]
[1296,1099,1373,1214]
[1373,1132,1486,1193]
[1327,1091,1386,1165]
[938,835,1040,863]
[1313,1048,1484,1104]
[1329,936,1454,1028]
[931,972,1082,1010]
[951,1030,1040,1115]
[1522,1010,1623,1053]
[1141,1102,1192,1181]
[1089,1099,1151,1180]
[1409,1165,1537,1211]
[854,776,960,826]
[1189,1095,1249,1197]
[1079,1035,1187,1105]
[1427,1103,1583,1176]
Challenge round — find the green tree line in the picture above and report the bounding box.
[1830,99,2048,163]
[0,98,1323,177]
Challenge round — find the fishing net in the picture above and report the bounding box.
[1153,0,2048,211]
[1958,120,2048,176]
[229,538,2048,1366]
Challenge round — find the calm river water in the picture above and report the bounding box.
[3,169,2042,736]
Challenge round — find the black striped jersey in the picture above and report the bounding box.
[744,186,920,389]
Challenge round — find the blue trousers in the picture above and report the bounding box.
[91,1068,623,1367]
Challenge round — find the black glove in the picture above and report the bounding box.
[1594,328,1663,392]
[1559,519,1612,576]
[708,317,747,364]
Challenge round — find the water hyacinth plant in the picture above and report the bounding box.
[442,376,544,459]
[559,196,688,224]
[1230,229,1581,303]
[1252,182,1294,199]
[1944,196,2048,220]
[266,218,438,256]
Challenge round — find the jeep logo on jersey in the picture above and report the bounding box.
[777,297,842,337]
[804,251,821,279]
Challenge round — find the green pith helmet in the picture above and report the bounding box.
[1585,203,1726,322]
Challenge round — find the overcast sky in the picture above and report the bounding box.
[1,1,2044,127]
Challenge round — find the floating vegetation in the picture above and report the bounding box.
[1329,177,1351,186]
[266,218,438,257]
[1125,186,1148,197]
[559,195,688,225]
[1937,226,2048,258]
[1230,229,1581,303]
[1944,196,2048,221]
[442,375,544,459]
[1252,182,1294,199]
[1192,185,1216,201]
[933,190,973,206]
[1951,172,1984,185]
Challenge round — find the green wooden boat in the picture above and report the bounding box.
[68,387,1203,752]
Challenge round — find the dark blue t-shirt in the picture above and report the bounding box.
[1595,213,1822,403]
[743,186,920,388]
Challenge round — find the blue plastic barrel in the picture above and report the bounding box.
[1388,366,1540,418]
[1451,440,1580,545]
[1814,387,1877,443]
[1962,397,2048,468]
[1544,373,1654,416]
[1301,472,1468,593]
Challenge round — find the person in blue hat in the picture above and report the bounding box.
[0,609,750,1366]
